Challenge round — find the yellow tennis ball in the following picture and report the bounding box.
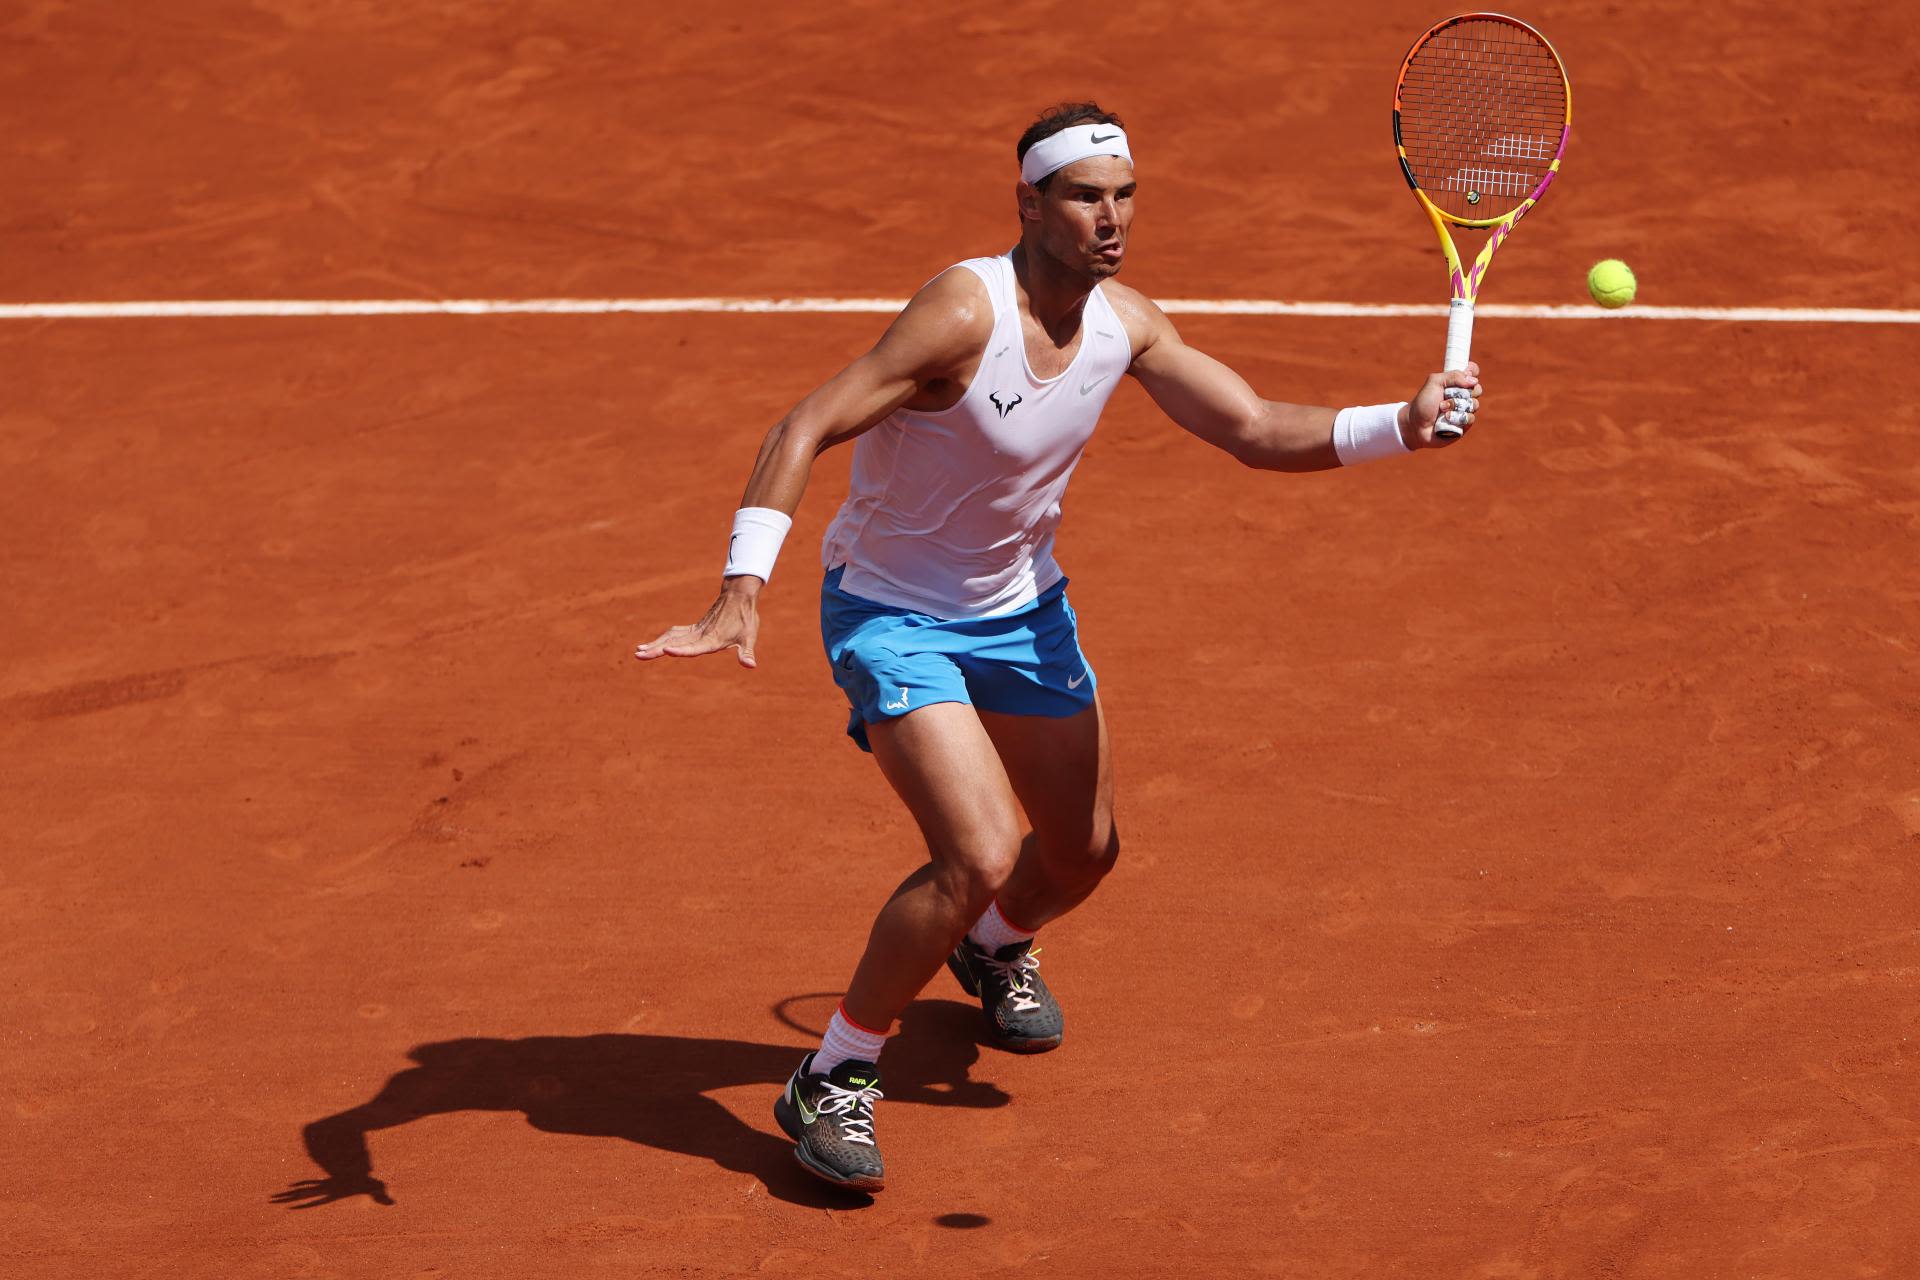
[1587,258,1637,308]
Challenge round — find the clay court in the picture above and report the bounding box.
[5,2,1918,1276]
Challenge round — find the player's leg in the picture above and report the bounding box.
[941,696,1115,1052]
[981,694,1117,930]
[845,702,1026,1028]
[816,571,1028,1026]
[775,698,1024,1190]
[950,577,1115,928]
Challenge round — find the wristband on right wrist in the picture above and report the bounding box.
[723,506,792,583]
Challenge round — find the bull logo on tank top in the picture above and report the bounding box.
[989,390,1022,419]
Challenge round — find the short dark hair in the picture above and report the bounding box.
[1016,102,1126,191]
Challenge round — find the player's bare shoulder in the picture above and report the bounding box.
[875,266,994,377]
[1096,279,1178,366]
[914,263,993,325]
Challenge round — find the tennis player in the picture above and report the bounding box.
[635,103,1482,1191]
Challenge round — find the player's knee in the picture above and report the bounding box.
[936,823,1021,911]
[942,861,1014,921]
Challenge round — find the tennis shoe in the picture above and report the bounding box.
[773,1053,885,1190]
[946,937,1064,1053]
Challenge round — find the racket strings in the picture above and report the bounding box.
[1398,19,1566,220]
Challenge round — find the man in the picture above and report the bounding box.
[635,103,1481,1191]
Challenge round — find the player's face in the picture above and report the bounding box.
[1029,157,1136,280]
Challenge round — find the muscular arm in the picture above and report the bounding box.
[1106,286,1480,472]
[634,268,991,666]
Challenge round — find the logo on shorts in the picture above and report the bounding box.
[989,391,1022,418]
[883,687,910,713]
[1067,670,1088,689]
[839,650,856,671]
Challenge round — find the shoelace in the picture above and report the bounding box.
[817,1080,883,1146]
[979,947,1044,1013]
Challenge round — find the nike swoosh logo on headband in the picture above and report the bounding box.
[1089,132,1119,143]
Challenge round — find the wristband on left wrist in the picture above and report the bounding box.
[1332,402,1412,466]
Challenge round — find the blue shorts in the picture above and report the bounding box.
[820,566,1097,752]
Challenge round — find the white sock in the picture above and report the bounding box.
[812,1003,887,1076]
[967,899,1036,954]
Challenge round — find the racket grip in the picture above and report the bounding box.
[1439,298,1475,439]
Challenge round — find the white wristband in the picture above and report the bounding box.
[723,507,792,583]
[1332,402,1411,466]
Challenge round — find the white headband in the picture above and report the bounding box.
[1019,123,1134,186]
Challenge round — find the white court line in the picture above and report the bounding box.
[0,298,1916,323]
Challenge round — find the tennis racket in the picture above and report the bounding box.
[1393,13,1572,436]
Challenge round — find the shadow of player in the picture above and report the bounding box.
[272,997,1003,1210]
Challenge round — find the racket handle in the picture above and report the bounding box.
[1439,298,1475,439]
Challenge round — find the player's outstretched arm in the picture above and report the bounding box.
[1107,286,1482,472]
[633,270,991,668]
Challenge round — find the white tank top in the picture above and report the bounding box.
[821,251,1131,619]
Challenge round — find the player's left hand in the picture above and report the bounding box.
[1402,363,1482,447]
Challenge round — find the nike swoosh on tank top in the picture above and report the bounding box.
[821,251,1131,619]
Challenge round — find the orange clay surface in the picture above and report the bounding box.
[5,3,1918,1277]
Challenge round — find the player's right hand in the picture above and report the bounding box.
[634,580,762,668]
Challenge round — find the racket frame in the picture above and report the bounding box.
[1392,12,1572,434]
